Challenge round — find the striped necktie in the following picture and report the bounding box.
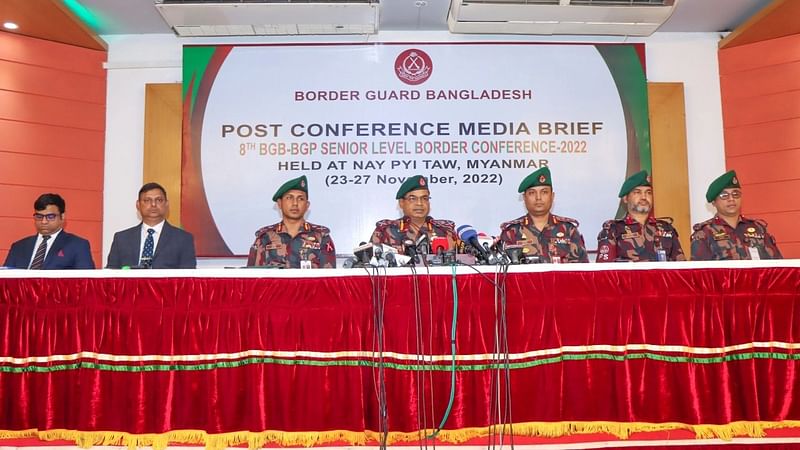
[29,235,51,270]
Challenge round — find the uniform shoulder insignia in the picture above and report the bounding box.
[308,223,331,233]
[431,219,456,231]
[254,223,278,237]
[692,218,714,232]
[742,216,768,228]
[656,216,674,225]
[601,219,618,230]
[552,214,579,227]
[500,216,526,231]
[374,219,396,229]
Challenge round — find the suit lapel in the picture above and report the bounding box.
[43,232,67,268]
[20,236,37,267]
[152,222,169,262]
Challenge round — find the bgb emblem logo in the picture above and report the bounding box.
[395,49,433,85]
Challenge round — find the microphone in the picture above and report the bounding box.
[404,239,417,258]
[504,244,523,264]
[415,234,429,256]
[457,225,495,264]
[353,242,373,265]
[431,236,449,256]
[404,239,419,266]
[491,238,510,264]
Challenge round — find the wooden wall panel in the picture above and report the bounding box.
[0,120,104,160]
[719,0,800,50]
[0,185,103,222]
[719,34,800,72]
[0,59,106,104]
[0,90,105,130]
[728,148,800,185]
[0,31,105,265]
[719,31,800,258]
[648,82,692,258]
[0,153,103,190]
[143,84,183,226]
[736,180,800,215]
[0,29,106,73]
[722,90,800,128]
[719,60,800,101]
[724,118,800,157]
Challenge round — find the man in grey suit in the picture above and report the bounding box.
[106,182,196,269]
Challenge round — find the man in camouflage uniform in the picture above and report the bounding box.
[499,167,588,263]
[597,170,685,262]
[247,175,336,268]
[370,175,459,254]
[691,170,782,260]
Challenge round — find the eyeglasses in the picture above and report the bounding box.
[33,213,59,221]
[718,191,742,200]
[404,195,431,203]
[140,197,165,205]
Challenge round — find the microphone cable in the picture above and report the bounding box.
[454,260,515,450]
[366,263,390,450]
[426,263,459,439]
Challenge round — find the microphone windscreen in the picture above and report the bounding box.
[457,225,478,241]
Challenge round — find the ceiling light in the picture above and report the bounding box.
[3,22,19,30]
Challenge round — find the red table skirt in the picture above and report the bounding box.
[1,266,799,448]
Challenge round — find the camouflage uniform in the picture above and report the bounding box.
[370,216,459,253]
[247,221,336,268]
[499,214,588,263]
[596,215,685,262]
[691,215,782,260]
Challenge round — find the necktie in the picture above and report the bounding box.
[140,228,155,267]
[30,235,51,270]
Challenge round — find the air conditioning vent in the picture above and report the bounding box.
[155,0,380,36]
[448,0,678,36]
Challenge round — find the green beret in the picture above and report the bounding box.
[396,175,429,199]
[517,166,552,193]
[618,170,651,197]
[272,175,308,202]
[706,170,740,202]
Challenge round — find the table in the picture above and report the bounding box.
[2,261,799,449]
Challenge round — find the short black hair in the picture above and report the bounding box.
[138,182,168,200]
[33,193,66,214]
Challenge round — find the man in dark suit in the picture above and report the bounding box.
[106,182,196,269]
[3,193,95,269]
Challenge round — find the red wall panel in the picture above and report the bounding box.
[719,33,800,258]
[0,31,105,265]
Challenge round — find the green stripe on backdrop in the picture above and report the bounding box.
[3,351,798,374]
[596,45,652,219]
[182,46,218,118]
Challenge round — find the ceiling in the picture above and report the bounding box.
[0,0,775,50]
[79,0,772,34]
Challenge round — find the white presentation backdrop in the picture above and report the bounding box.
[188,43,642,256]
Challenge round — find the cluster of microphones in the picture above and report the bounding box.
[343,225,547,268]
